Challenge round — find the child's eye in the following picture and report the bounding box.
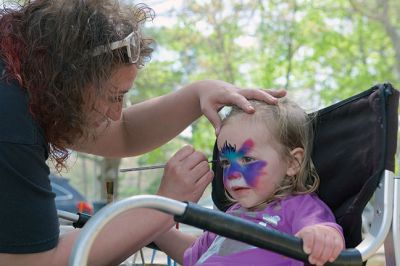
[240,156,255,164]
[219,159,230,168]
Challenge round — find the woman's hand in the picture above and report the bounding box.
[296,224,345,266]
[157,145,213,202]
[189,80,286,135]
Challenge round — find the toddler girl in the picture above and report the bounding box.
[155,98,345,266]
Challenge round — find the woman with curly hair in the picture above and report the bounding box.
[0,0,285,265]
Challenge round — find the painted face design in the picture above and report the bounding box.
[220,139,267,189]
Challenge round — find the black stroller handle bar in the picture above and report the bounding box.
[69,195,362,266]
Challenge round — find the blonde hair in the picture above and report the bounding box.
[221,98,319,203]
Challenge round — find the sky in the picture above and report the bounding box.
[130,0,182,27]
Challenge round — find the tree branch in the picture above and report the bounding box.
[349,0,385,22]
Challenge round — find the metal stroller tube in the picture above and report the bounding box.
[70,195,363,266]
[69,195,186,266]
[393,175,400,264]
[357,170,394,260]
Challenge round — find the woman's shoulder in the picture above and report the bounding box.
[0,77,45,146]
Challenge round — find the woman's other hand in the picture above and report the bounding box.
[157,145,213,202]
[188,80,286,135]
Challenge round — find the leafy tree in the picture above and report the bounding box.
[70,0,399,199]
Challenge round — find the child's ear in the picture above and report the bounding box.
[286,147,304,176]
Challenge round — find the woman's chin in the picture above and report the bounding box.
[93,120,107,128]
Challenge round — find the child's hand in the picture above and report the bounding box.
[295,224,344,266]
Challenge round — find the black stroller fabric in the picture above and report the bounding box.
[211,83,399,249]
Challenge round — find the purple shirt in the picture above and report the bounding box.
[183,193,343,266]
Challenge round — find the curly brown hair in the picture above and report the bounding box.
[0,0,154,169]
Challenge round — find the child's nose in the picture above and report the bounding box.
[227,172,241,180]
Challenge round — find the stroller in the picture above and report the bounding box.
[67,83,399,265]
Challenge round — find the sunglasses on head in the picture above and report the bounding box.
[91,31,141,64]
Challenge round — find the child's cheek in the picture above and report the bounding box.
[243,160,267,187]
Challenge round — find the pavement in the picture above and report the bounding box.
[122,247,175,265]
[365,246,386,266]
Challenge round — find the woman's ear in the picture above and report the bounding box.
[286,147,304,176]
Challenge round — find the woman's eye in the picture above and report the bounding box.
[107,95,124,103]
[219,159,230,168]
[113,95,124,103]
[240,156,255,164]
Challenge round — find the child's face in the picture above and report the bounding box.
[217,115,289,209]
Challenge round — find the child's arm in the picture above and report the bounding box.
[153,227,197,264]
[295,224,345,266]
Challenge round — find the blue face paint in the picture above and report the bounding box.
[220,139,267,188]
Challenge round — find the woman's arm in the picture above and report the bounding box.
[154,228,197,265]
[73,81,285,157]
[0,208,176,266]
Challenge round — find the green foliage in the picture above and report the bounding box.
[73,0,400,199]
[146,177,162,195]
[191,117,215,158]
[130,0,400,196]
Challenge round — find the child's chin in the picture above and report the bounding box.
[238,201,257,209]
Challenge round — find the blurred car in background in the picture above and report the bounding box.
[50,174,93,215]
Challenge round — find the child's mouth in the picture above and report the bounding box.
[231,186,250,192]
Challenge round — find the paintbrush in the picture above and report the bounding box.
[120,160,217,172]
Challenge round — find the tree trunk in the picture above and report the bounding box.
[97,157,121,202]
[350,0,400,78]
